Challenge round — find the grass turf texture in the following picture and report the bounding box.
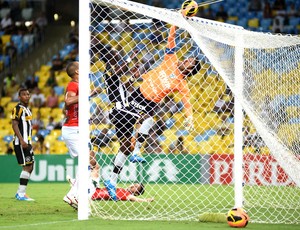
[0,183,299,230]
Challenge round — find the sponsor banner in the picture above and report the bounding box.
[0,154,201,183]
[209,154,295,186]
[0,155,78,183]
[2,153,294,185]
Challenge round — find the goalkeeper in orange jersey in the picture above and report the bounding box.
[104,24,201,201]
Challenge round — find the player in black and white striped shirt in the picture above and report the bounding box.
[11,88,35,201]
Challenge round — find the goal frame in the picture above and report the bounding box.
[77,0,246,220]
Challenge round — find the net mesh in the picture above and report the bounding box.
[87,0,300,223]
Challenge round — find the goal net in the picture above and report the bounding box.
[84,0,300,224]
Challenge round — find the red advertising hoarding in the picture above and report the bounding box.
[210,154,295,186]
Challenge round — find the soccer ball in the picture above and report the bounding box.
[227,208,249,228]
[181,0,199,17]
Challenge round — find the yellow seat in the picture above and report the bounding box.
[50,108,63,120]
[51,129,62,138]
[44,134,57,145]
[40,65,52,72]
[248,18,259,28]
[277,123,300,146]
[286,106,299,119]
[1,34,11,45]
[259,146,270,155]
[198,140,214,154]
[0,129,11,138]
[0,96,11,107]
[39,107,52,119]
[0,141,9,155]
[6,102,18,113]
[31,107,40,116]
[50,141,68,154]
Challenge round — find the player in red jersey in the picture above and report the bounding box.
[62,61,100,209]
[91,183,154,202]
[104,24,201,200]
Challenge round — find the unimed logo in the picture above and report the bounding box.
[31,158,77,182]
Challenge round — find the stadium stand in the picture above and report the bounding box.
[0,0,299,155]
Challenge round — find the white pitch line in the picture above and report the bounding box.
[0,219,78,229]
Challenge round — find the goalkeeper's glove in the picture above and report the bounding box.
[184,116,194,132]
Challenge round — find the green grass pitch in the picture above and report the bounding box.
[0,183,299,230]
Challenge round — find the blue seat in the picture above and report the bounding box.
[0,55,10,67]
[99,93,109,103]
[91,129,101,137]
[194,129,217,142]
[270,95,287,111]
[3,135,14,143]
[289,17,300,26]
[90,101,98,114]
[260,18,272,31]
[289,118,300,124]
[158,135,166,142]
[37,129,51,137]
[95,24,106,33]
[59,49,70,59]
[236,18,248,28]
[53,86,65,96]
[226,19,236,25]
[132,32,146,42]
[11,35,23,54]
[165,118,175,129]
[286,95,300,107]
[176,129,189,136]
[59,101,65,109]
[90,71,104,88]
[63,43,76,53]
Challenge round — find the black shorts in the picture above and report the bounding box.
[109,108,138,140]
[129,88,158,117]
[13,144,34,166]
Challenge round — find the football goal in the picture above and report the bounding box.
[77,0,300,224]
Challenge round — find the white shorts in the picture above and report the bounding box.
[62,126,79,158]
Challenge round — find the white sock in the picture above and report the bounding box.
[139,117,155,135]
[133,141,143,155]
[114,151,127,167]
[110,173,118,187]
[68,172,78,198]
[17,171,30,194]
[110,151,127,186]
[133,117,155,155]
[17,185,26,195]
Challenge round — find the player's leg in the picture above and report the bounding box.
[89,149,100,188]
[128,88,157,163]
[130,115,155,163]
[14,144,35,201]
[61,126,79,207]
[104,109,137,200]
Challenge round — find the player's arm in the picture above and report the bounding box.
[127,194,154,202]
[12,119,28,149]
[64,91,78,107]
[166,25,177,50]
[182,96,194,131]
[181,94,193,117]
[163,25,177,61]
[179,81,194,131]
[11,107,28,149]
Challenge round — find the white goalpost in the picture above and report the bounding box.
[78,0,91,220]
[78,0,300,223]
